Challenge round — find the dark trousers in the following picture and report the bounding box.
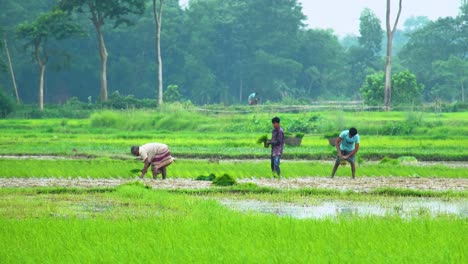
[271,155,281,176]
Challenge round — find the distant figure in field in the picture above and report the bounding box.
[248,92,259,105]
[266,116,284,178]
[131,143,174,179]
[331,127,360,179]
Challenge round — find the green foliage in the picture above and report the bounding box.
[0,30,5,72]
[0,189,466,263]
[284,131,305,138]
[16,10,84,45]
[392,70,424,106]
[360,72,385,106]
[90,111,120,128]
[361,70,424,107]
[100,91,156,109]
[443,102,468,112]
[1,158,467,179]
[294,132,305,138]
[1,110,468,161]
[256,135,268,144]
[212,174,236,186]
[0,0,464,107]
[381,112,424,135]
[358,8,383,59]
[379,157,400,165]
[381,121,414,135]
[116,181,152,198]
[195,173,216,181]
[0,88,15,118]
[323,132,339,139]
[286,119,316,133]
[399,10,466,102]
[58,0,146,28]
[163,85,182,103]
[431,56,467,101]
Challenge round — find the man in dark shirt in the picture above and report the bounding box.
[267,116,284,178]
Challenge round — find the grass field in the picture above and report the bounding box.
[0,108,466,263]
[0,158,467,178]
[0,109,467,160]
[0,184,466,263]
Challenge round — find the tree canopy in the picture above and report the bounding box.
[0,0,465,107]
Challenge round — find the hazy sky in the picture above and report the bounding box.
[179,0,462,36]
[301,0,462,36]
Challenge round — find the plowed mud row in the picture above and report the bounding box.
[0,177,466,192]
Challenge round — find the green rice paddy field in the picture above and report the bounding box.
[0,108,467,262]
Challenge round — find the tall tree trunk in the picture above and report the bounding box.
[89,3,108,102]
[39,64,45,111]
[239,77,243,103]
[97,29,108,101]
[384,0,402,111]
[34,43,47,111]
[153,0,164,109]
[3,39,20,104]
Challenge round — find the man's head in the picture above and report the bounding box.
[349,127,358,137]
[130,145,139,156]
[272,116,280,129]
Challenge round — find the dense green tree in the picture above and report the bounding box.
[0,27,6,73]
[16,10,83,111]
[58,0,146,101]
[360,72,385,106]
[183,0,305,104]
[361,70,423,107]
[346,8,384,94]
[0,0,462,107]
[402,16,430,33]
[0,1,56,103]
[358,8,383,63]
[0,86,15,118]
[104,1,184,100]
[432,56,467,102]
[391,70,424,105]
[295,29,347,99]
[399,3,467,101]
[163,84,182,102]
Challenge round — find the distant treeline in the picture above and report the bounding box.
[0,0,466,106]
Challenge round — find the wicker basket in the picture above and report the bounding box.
[284,137,302,146]
[328,137,338,146]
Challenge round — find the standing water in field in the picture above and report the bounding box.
[220,198,468,219]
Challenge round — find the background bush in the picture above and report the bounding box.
[0,87,15,118]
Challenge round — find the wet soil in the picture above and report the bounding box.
[0,177,466,192]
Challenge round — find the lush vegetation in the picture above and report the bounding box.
[0,185,466,263]
[1,1,466,262]
[0,108,467,161]
[1,158,467,179]
[0,1,466,107]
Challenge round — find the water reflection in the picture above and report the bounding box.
[220,199,468,219]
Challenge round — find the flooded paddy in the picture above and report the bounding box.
[220,198,468,219]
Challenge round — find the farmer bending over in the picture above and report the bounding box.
[131,143,174,180]
[331,127,360,179]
